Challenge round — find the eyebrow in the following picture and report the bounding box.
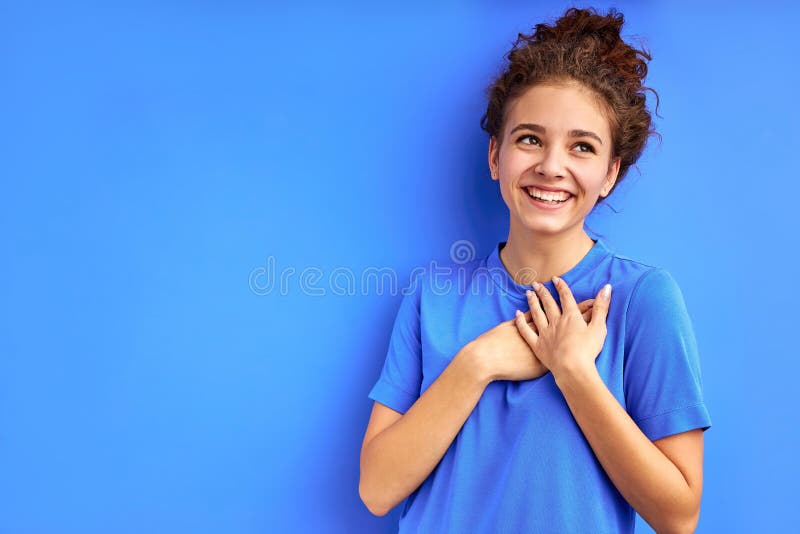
[509,123,604,145]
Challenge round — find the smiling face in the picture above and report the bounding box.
[488,81,621,239]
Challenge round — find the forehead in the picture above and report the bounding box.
[505,83,611,140]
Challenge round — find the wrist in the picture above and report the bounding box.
[456,342,494,387]
[552,362,600,390]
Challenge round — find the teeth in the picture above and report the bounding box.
[526,187,571,202]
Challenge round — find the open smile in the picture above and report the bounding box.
[522,186,574,211]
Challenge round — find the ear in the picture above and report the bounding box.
[488,136,499,181]
[600,156,621,197]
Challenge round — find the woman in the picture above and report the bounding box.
[359,7,711,533]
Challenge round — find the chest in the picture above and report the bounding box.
[418,289,628,409]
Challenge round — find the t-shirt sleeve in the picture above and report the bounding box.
[623,267,712,441]
[367,278,424,415]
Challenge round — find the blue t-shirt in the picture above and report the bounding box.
[367,237,712,533]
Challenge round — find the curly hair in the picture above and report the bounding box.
[480,6,660,201]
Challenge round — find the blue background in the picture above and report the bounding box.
[2,0,797,532]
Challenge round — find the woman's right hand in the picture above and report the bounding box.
[464,298,596,383]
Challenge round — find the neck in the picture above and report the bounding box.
[499,222,596,285]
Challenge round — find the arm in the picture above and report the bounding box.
[514,273,708,533]
[554,367,703,534]
[360,301,596,516]
[359,344,489,516]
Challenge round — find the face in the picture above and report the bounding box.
[488,82,621,238]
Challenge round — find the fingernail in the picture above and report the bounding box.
[531,281,541,291]
[515,309,522,317]
[602,284,612,299]
[552,275,561,286]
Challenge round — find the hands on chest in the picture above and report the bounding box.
[463,277,612,385]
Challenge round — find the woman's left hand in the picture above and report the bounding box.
[514,276,612,381]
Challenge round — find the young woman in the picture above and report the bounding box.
[359,7,711,533]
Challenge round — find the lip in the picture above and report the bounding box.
[522,187,574,211]
[523,184,573,195]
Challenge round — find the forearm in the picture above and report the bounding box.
[554,367,699,534]
[359,344,490,516]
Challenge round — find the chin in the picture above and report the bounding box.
[518,218,569,235]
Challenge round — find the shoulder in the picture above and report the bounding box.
[601,247,685,306]
[598,247,692,331]
[629,267,685,308]
[610,257,695,348]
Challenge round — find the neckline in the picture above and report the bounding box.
[486,237,612,302]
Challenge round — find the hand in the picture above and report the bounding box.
[514,277,612,382]
[466,298,598,384]
[465,309,543,383]
[517,297,597,331]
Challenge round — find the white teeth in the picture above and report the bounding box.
[526,186,571,202]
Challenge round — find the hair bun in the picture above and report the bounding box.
[516,7,649,86]
[533,6,623,47]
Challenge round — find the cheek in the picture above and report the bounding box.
[497,179,514,206]
[576,169,609,197]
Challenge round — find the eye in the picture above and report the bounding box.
[517,134,541,146]
[517,135,596,154]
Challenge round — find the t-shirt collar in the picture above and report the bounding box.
[486,237,612,302]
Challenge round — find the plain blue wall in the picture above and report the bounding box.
[2,0,797,532]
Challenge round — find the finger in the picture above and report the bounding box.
[579,300,594,323]
[514,309,539,347]
[532,281,560,319]
[520,309,539,334]
[525,287,548,329]
[552,276,579,314]
[504,309,533,325]
[590,283,612,328]
[578,299,595,313]
[505,317,539,335]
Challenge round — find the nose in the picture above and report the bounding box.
[535,146,567,179]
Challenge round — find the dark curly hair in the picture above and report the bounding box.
[480,6,660,203]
